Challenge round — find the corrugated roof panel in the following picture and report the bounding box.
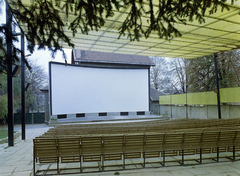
[94,41,123,48]
[90,45,119,51]
[224,33,240,40]
[122,44,149,50]
[226,14,240,23]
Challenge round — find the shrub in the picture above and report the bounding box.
[0,94,7,124]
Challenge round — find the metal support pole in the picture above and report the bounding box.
[159,104,160,115]
[21,34,26,140]
[214,54,222,119]
[6,3,14,147]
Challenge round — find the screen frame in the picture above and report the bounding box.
[49,61,150,116]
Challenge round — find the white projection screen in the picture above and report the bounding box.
[49,62,149,115]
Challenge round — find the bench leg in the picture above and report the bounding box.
[123,153,125,170]
[80,155,82,173]
[57,157,59,174]
[200,148,202,164]
[217,147,219,162]
[102,154,104,172]
[182,150,184,166]
[33,146,35,176]
[233,146,236,161]
[163,151,165,166]
[143,152,145,168]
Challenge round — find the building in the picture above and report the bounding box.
[40,86,50,122]
[150,88,165,115]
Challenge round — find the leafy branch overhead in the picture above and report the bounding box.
[9,0,235,44]
[0,0,237,73]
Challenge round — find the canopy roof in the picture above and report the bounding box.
[9,0,240,59]
[72,49,154,66]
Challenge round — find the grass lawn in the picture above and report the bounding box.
[0,128,8,140]
[0,128,18,144]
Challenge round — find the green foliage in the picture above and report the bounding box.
[0,24,21,74]
[0,74,7,123]
[0,128,8,139]
[0,73,7,94]
[0,60,47,115]
[0,94,7,123]
[187,50,240,92]
[11,0,74,57]
[114,171,120,175]
[0,0,238,74]
[7,0,237,50]
[0,2,31,75]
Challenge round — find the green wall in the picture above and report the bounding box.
[159,87,240,105]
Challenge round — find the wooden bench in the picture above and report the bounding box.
[33,138,58,175]
[33,123,240,175]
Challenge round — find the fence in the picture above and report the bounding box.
[14,113,45,124]
[154,104,240,119]
[159,87,240,105]
[155,87,240,119]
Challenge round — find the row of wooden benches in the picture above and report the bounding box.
[42,126,240,138]
[43,118,240,137]
[34,130,240,175]
[48,117,240,129]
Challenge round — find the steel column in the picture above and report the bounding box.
[21,34,26,140]
[6,2,14,146]
[214,54,221,119]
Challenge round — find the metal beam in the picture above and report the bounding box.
[6,2,14,146]
[21,34,26,140]
[214,53,222,119]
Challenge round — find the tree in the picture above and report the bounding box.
[158,58,189,94]
[0,94,7,123]
[217,50,240,88]
[170,58,188,93]
[0,60,47,116]
[24,61,48,113]
[0,0,238,73]
[0,73,7,123]
[150,57,189,94]
[150,56,167,90]
[186,50,240,92]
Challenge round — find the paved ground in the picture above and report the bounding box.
[0,124,50,176]
[1,122,240,176]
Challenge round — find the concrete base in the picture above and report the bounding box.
[51,111,151,119]
[155,104,240,119]
[48,114,168,127]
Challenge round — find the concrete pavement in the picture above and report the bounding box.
[1,123,240,176]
